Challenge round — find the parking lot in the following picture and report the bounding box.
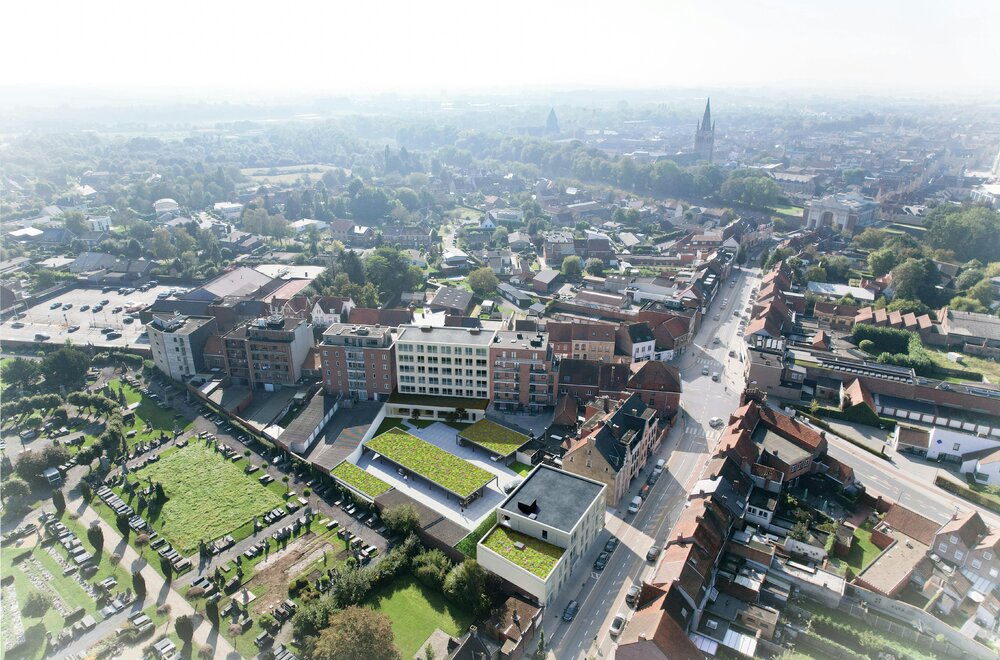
[1,284,176,348]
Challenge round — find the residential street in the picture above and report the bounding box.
[547,264,760,659]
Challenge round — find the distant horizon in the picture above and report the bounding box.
[3,0,998,108]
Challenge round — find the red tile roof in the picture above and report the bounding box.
[882,503,941,545]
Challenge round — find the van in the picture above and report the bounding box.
[712,372,720,382]
[628,496,643,514]
[653,459,665,475]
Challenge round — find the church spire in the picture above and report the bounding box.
[700,98,712,132]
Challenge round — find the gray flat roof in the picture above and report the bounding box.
[500,464,604,533]
[397,325,496,346]
[752,426,811,465]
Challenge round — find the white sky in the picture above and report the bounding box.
[2,0,998,95]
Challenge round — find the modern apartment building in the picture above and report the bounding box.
[320,323,397,401]
[478,465,606,606]
[145,313,218,381]
[222,315,314,390]
[395,325,496,399]
[489,330,557,413]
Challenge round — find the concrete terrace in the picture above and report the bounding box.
[357,421,523,532]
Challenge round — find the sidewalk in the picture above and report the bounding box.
[71,496,239,659]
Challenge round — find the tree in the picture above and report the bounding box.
[466,267,499,298]
[584,258,605,276]
[822,255,853,282]
[886,299,931,316]
[533,629,546,660]
[852,228,887,250]
[804,265,827,283]
[312,606,401,660]
[561,255,583,278]
[292,596,338,640]
[858,340,875,354]
[52,488,66,513]
[133,570,146,597]
[926,205,1000,264]
[87,523,104,552]
[443,560,490,615]
[411,548,451,591]
[40,346,91,389]
[175,614,194,643]
[1,358,40,386]
[949,296,987,313]
[969,278,994,308]
[868,248,898,277]
[282,475,290,494]
[22,590,52,617]
[890,257,938,304]
[4,477,31,502]
[381,504,420,536]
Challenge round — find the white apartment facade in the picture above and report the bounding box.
[146,314,217,381]
[394,325,496,399]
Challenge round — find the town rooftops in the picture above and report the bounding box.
[627,361,682,393]
[183,266,273,302]
[430,286,473,311]
[533,269,561,285]
[880,503,941,546]
[941,307,1000,342]
[500,464,604,533]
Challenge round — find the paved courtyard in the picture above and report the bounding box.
[356,421,522,532]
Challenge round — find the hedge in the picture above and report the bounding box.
[796,410,891,462]
[935,475,1000,515]
[455,511,497,558]
[811,405,896,431]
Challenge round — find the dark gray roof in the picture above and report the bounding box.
[430,286,473,311]
[500,464,604,533]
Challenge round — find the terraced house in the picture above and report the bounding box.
[489,330,557,413]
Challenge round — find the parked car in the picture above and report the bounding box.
[709,417,724,428]
[646,545,661,562]
[653,458,665,475]
[610,613,626,636]
[701,367,710,376]
[604,537,620,553]
[106,332,122,340]
[80,305,89,312]
[50,302,62,309]
[562,600,579,622]
[67,325,80,333]
[625,584,641,606]
[62,303,73,310]
[593,552,610,571]
[11,321,24,328]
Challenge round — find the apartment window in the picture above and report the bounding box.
[938,543,948,553]
[955,550,965,561]
[541,530,547,540]
[953,443,961,451]
[985,552,994,560]
[950,535,959,544]
[973,559,983,570]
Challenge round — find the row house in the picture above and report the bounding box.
[310,296,355,328]
[547,321,616,362]
[320,323,397,402]
[562,393,662,506]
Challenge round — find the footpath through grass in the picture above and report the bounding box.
[365,575,474,657]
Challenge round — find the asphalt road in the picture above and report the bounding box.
[547,265,761,658]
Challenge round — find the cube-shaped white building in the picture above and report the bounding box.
[477,464,606,606]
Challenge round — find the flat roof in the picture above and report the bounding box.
[388,391,489,410]
[397,325,497,346]
[752,426,811,465]
[458,419,530,457]
[278,393,337,447]
[500,464,604,533]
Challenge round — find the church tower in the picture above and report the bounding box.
[694,99,715,163]
[546,108,560,135]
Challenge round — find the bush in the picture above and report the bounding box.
[156,604,171,617]
[412,549,451,591]
[443,560,490,616]
[22,590,52,617]
[197,645,214,659]
[936,475,1000,515]
[187,586,205,598]
[858,339,875,354]
[382,504,420,536]
[135,533,150,547]
[850,325,912,355]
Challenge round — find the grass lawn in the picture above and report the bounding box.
[366,430,494,498]
[107,378,193,440]
[365,575,474,657]
[331,461,392,498]
[770,204,804,217]
[458,419,529,457]
[924,348,1000,384]
[0,514,132,660]
[481,526,563,579]
[831,523,882,573]
[509,461,533,477]
[120,442,284,553]
[374,416,408,436]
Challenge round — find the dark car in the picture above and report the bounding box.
[106,332,122,340]
[100,327,115,335]
[646,545,661,562]
[647,472,660,486]
[67,325,80,333]
[626,583,641,606]
[593,551,610,571]
[604,537,619,553]
[562,600,579,622]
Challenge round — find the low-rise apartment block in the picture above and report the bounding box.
[395,325,495,399]
[146,313,218,381]
[477,464,606,606]
[489,330,556,413]
[222,315,314,389]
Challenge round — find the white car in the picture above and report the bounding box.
[702,367,710,376]
[709,417,724,428]
[610,612,626,637]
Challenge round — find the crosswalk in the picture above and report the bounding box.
[692,357,715,366]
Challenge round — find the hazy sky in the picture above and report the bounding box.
[3,0,998,96]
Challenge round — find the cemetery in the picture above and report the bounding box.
[110,440,285,555]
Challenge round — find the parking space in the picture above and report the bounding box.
[1,284,176,348]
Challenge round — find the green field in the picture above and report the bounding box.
[366,430,494,498]
[240,164,342,185]
[829,523,882,575]
[331,461,392,498]
[924,348,1000,384]
[770,204,804,217]
[121,442,284,553]
[365,575,474,657]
